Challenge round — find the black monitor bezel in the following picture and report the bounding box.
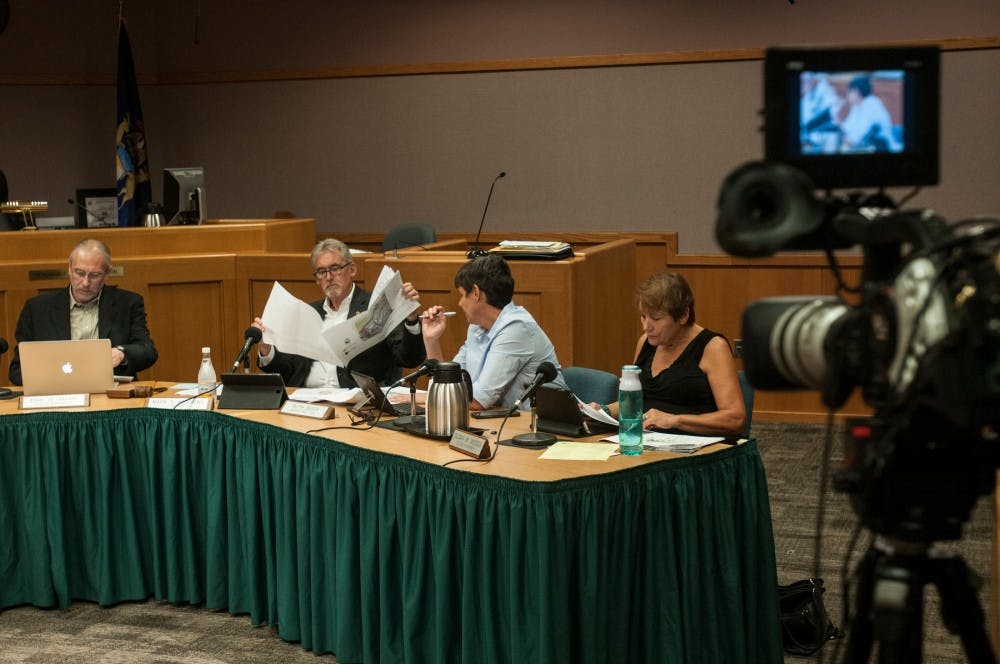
[763,45,940,190]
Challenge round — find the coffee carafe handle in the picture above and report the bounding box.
[461,369,473,401]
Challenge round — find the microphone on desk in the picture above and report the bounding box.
[466,171,506,259]
[389,358,439,389]
[66,198,109,223]
[231,327,263,373]
[509,361,559,447]
[509,361,558,414]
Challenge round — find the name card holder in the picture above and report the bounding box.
[449,429,490,459]
[280,401,335,420]
[146,397,215,410]
[20,393,90,409]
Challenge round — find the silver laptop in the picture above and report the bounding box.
[19,339,116,396]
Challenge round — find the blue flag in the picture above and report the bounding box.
[115,19,150,227]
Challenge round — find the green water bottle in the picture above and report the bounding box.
[618,364,643,455]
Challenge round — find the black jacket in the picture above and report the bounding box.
[9,285,158,385]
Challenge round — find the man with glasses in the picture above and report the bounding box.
[8,238,158,385]
[250,238,426,388]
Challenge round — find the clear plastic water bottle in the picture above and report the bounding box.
[197,346,217,393]
[618,364,643,456]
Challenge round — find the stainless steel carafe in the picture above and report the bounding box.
[141,202,164,227]
[425,361,473,437]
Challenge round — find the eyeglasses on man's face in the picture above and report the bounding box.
[70,268,109,282]
[313,262,353,279]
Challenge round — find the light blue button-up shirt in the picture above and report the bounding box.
[453,302,567,409]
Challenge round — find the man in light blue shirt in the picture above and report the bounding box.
[420,254,567,410]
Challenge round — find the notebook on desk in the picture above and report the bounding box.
[19,339,116,396]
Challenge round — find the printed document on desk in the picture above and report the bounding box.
[602,431,723,453]
[259,267,419,366]
[289,387,363,404]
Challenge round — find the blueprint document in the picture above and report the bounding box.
[259,266,420,366]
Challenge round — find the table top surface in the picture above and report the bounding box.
[0,380,743,483]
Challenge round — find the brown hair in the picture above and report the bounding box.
[635,272,695,325]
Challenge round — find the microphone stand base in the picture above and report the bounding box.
[510,432,556,447]
[466,247,488,259]
[392,414,425,429]
[0,387,19,400]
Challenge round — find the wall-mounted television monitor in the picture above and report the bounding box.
[163,167,206,225]
[764,46,939,189]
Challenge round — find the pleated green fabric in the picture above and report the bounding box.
[0,409,782,663]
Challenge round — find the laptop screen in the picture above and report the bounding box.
[19,339,116,396]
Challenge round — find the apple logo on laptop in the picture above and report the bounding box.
[61,361,74,375]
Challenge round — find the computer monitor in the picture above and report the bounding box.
[163,167,206,225]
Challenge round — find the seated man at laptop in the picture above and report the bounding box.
[419,253,568,411]
[8,238,158,385]
[250,238,426,388]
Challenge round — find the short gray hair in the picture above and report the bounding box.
[310,238,352,267]
[69,238,112,270]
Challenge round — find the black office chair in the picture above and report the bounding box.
[562,366,619,406]
[738,370,755,438]
[381,223,436,252]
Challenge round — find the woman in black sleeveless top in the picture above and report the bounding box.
[598,272,746,436]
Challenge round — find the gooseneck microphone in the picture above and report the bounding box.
[467,171,506,259]
[509,361,558,414]
[231,327,263,372]
[509,361,559,447]
[390,358,439,389]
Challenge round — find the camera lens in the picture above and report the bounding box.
[742,296,849,390]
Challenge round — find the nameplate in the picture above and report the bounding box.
[19,393,90,409]
[280,401,334,420]
[448,429,490,459]
[146,397,215,410]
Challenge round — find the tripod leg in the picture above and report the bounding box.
[870,560,923,664]
[844,547,878,663]
[931,556,996,664]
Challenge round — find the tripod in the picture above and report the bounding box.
[843,535,995,663]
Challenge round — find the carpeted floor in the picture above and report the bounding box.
[0,420,993,663]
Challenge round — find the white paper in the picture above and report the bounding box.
[319,266,420,364]
[576,396,620,426]
[289,387,363,404]
[259,268,419,369]
[602,431,724,453]
[260,282,342,364]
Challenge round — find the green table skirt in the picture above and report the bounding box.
[0,409,782,663]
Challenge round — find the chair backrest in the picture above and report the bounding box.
[562,366,619,406]
[738,370,755,438]
[381,223,437,252]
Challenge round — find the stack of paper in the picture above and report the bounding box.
[489,240,573,260]
[602,431,724,453]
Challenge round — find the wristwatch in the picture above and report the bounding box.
[116,346,127,365]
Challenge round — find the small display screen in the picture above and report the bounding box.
[797,69,906,156]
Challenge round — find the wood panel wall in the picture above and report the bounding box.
[330,230,869,422]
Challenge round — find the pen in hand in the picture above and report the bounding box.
[419,311,457,319]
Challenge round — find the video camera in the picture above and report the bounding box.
[715,45,1000,543]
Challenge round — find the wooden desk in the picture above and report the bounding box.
[358,240,637,374]
[0,391,782,663]
[0,219,316,383]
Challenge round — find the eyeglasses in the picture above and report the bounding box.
[313,262,353,278]
[71,269,108,281]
